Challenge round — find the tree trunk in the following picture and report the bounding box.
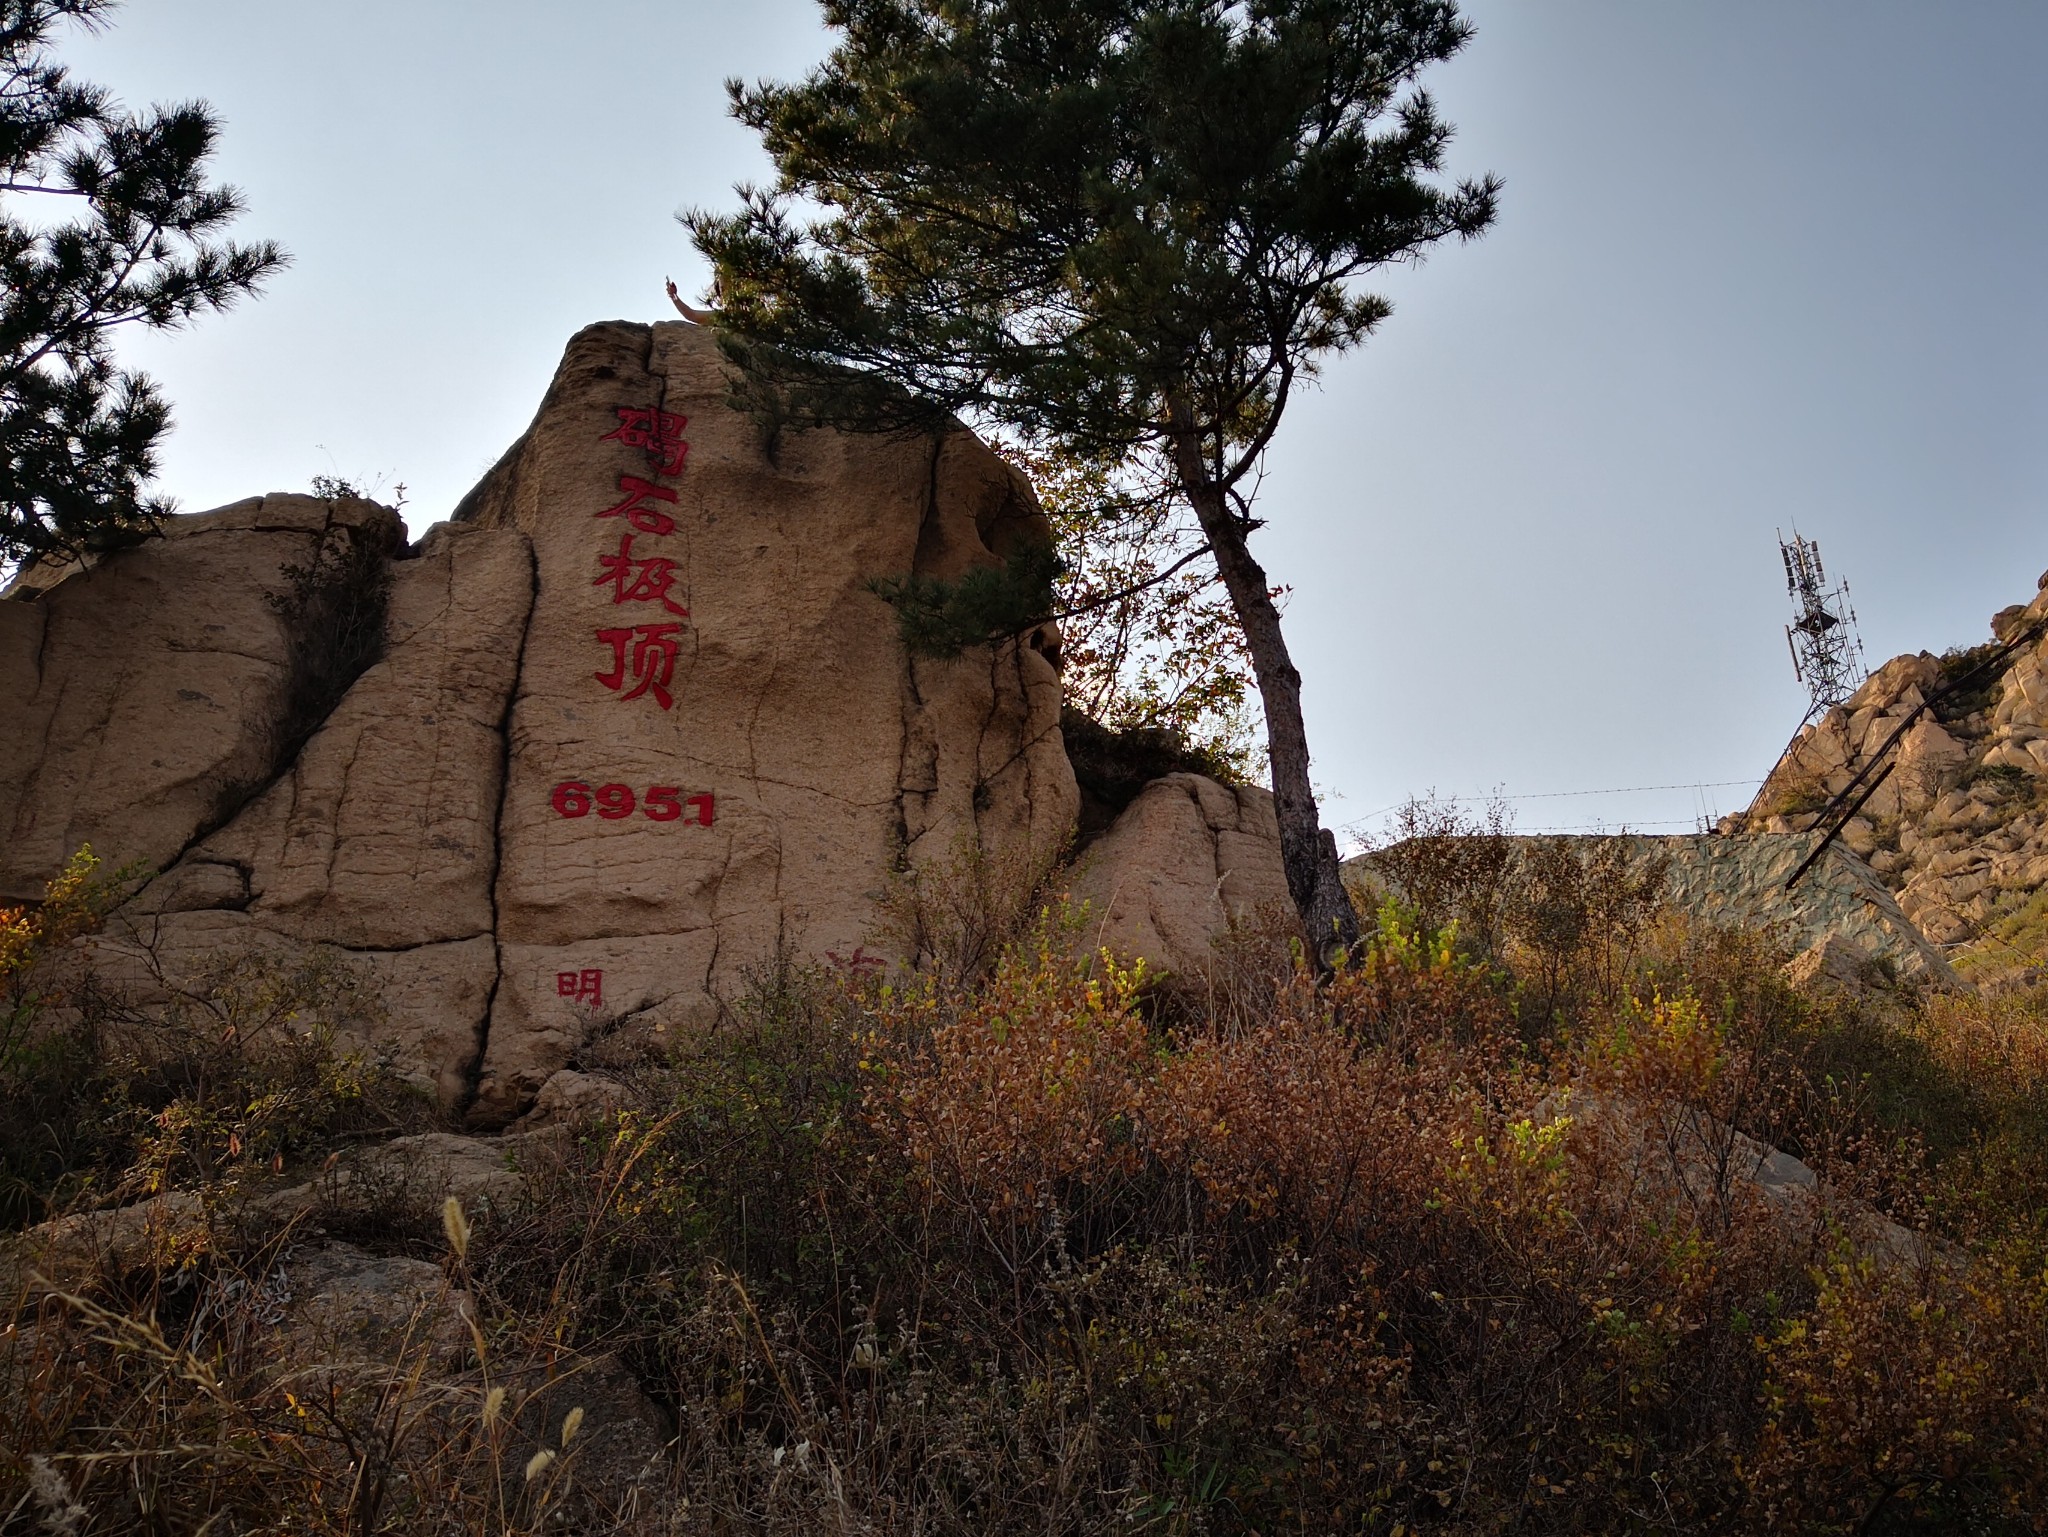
[1165,408,1360,965]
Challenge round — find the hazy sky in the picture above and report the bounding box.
[59,2,2048,845]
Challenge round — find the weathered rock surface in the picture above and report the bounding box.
[1733,570,2048,982]
[1785,932,1893,993]
[449,321,1075,1119]
[0,495,402,905]
[274,1243,472,1362]
[0,321,1077,1123]
[1068,771,1294,976]
[181,522,535,950]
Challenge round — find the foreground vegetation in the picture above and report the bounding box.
[4,845,2048,1533]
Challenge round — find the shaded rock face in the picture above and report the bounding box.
[0,321,1076,1123]
[1068,772,1293,977]
[0,495,403,904]
[1735,573,2048,980]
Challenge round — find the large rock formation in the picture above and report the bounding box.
[1733,567,2048,982]
[0,321,1076,1123]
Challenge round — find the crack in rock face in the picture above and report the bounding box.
[0,322,1077,1124]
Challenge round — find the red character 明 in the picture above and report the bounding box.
[592,533,689,617]
[595,623,683,710]
[602,406,690,477]
[556,969,604,1007]
[594,475,680,537]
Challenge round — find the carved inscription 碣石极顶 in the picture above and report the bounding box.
[591,409,691,709]
[548,406,718,1027]
[549,781,716,825]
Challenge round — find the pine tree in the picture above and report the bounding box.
[687,0,1497,960]
[1,0,284,569]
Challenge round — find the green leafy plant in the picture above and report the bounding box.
[866,540,1063,657]
[686,0,1501,956]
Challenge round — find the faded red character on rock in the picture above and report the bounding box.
[593,533,689,617]
[593,475,679,537]
[595,623,683,710]
[602,406,689,477]
[556,969,604,1008]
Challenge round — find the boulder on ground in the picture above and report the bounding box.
[1067,771,1293,977]
[1552,1092,1924,1272]
[1786,932,1888,992]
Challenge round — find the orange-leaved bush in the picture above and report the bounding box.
[871,925,1152,1217]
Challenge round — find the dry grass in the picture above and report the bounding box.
[5,849,2048,1532]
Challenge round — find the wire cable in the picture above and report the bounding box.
[1346,779,1764,827]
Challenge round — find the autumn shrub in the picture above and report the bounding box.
[1750,1251,2048,1533]
[1897,987,2048,1245]
[0,848,427,1231]
[1355,799,1673,1028]
[1355,792,1518,955]
[877,831,1070,987]
[1503,835,1672,1026]
[10,869,2048,1531]
[454,911,1790,1529]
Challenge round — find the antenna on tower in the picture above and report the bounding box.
[1779,528,1867,724]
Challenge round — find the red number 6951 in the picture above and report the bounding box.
[550,781,715,826]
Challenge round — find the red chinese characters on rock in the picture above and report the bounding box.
[557,969,604,1008]
[594,624,683,710]
[567,410,719,841]
[593,533,690,617]
[594,475,680,537]
[602,406,689,477]
[590,406,693,710]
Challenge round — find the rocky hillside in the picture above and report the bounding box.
[1732,566,2048,984]
[0,317,1309,1133]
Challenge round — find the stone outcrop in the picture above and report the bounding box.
[1651,832,1953,984]
[0,320,1076,1123]
[1068,771,1294,976]
[0,495,403,904]
[1734,567,2048,982]
[449,321,1074,1119]
[1550,1092,1924,1272]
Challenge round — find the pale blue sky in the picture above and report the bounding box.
[62,2,2048,843]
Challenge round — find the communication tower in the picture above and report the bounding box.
[1780,530,1866,723]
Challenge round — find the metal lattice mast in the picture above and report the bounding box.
[1780,529,1867,723]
